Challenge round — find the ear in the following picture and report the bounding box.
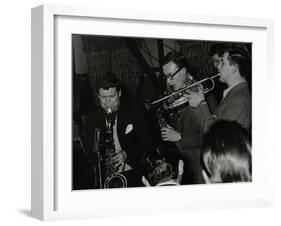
[142,176,151,187]
[232,64,239,74]
[202,170,211,184]
[118,89,122,97]
[178,160,184,177]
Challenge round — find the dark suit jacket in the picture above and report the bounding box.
[175,106,205,184]
[84,102,151,171]
[202,82,251,130]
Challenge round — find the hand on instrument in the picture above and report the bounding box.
[172,95,189,107]
[185,89,205,108]
[112,150,127,169]
[161,124,181,142]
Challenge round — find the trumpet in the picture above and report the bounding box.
[149,73,220,110]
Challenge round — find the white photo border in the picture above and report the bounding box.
[31,4,274,221]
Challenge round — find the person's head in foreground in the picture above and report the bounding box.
[142,148,184,186]
[201,120,251,183]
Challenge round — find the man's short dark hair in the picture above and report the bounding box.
[201,120,251,183]
[162,51,198,82]
[96,72,121,91]
[162,51,189,70]
[225,48,251,79]
[142,148,181,186]
[208,43,229,57]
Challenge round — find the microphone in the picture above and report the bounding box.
[94,128,102,188]
[94,128,101,153]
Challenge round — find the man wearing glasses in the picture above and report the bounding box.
[160,51,205,184]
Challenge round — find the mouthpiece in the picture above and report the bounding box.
[107,108,112,114]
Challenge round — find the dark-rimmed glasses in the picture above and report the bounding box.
[165,67,183,80]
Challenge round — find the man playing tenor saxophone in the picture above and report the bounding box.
[84,72,151,188]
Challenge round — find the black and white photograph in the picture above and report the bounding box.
[72,35,252,190]
[1,0,280,224]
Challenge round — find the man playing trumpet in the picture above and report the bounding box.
[160,51,205,184]
[185,47,251,131]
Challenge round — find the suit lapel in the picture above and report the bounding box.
[215,82,248,117]
[116,104,128,145]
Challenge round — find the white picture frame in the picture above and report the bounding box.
[31,4,274,221]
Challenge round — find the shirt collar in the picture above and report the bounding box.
[223,81,247,100]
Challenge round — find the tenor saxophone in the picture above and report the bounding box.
[103,108,127,188]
